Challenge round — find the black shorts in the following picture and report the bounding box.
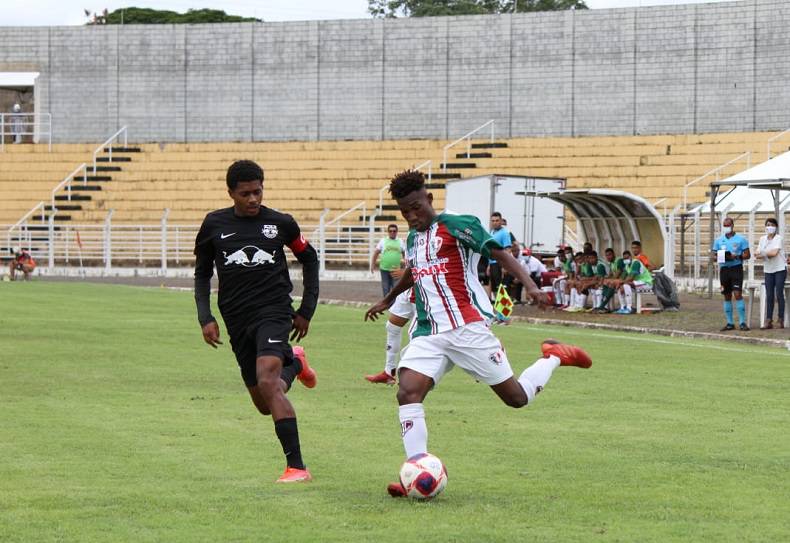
[227,317,295,387]
[489,263,503,289]
[720,265,743,295]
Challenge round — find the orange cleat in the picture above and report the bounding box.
[276,467,313,483]
[387,482,407,498]
[541,339,592,369]
[293,346,317,389]
[365,371,396,385]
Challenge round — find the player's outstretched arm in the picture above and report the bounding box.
[365,267,414,321]
[492,248,549,308]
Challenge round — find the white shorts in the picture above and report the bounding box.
[389,289,415,320]
[398,321,513,386]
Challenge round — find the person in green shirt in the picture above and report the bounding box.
[371,223,406,296]
[594,249,628,313]
[613,252,653,314]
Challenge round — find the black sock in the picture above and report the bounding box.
[274,417,305,469]
[279,356,303,391]
[598,286,615,309]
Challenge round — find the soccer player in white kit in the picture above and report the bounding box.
[365,170,593,497]
[364,289,415,385]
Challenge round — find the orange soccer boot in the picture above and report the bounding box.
[365,370,396,385]
[292,346,317,389]
[276,467,313,483]
[541,339,592,369]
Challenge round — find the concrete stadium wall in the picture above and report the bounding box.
[0,0,788,143]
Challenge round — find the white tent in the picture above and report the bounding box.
[691,150,790,214]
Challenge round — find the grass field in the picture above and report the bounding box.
[2,282,789,542]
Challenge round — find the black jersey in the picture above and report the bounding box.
[193,206,319,327]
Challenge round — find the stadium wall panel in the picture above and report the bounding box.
[1,0,789,143]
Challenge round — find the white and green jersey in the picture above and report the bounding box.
[406,213,503,338]
[627,259,653,285]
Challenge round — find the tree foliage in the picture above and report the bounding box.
[369,0,586,18]
[85,7,259,25]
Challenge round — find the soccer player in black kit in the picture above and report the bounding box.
[194,160,320,483]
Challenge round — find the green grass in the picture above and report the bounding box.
[1,282,789,542]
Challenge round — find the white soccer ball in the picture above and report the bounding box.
[399,453,448,500]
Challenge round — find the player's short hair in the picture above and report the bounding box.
[388,224,398,231]
[575,252,584,258]
[631,240,642,247]
[564,245,574,253]
[389,170,425,199]
[589,251,598,257]
[623,250,632,257]
[766,217,778,227]
[605,247,614,254]
[491,211,502,219]
[226,160,264,190]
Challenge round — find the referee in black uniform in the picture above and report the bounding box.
[194,160,320,483]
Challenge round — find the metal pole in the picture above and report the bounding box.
[319,209,328,274]
[48,212,55,269]
[693,210,701,283]
[707,186,719,298]
[680,214,686,278]
[104,209,114,272]
[161,208,170,274]
[748,202,762,284]
[368,212,378,270]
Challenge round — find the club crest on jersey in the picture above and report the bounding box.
[489,351,503,365]
[223,245,275,267]
[431,237,443,252]
[262,224,278,239]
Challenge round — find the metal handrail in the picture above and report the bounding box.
[682,151,751,211]
[414,159,433,181]
[442,120,495,172]
[0,112,52,152]
[6,201,46,249]
[325,201,367,227]
[50,163,88,210]
[93,126,128,173]
[767,128,790,159]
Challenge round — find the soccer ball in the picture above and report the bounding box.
[399,453,448,500]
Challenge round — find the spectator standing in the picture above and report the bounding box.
[712,217,751,331]
[486,212,512,300]
[11,103,23,144]
[371,223,405,296]
[756,218,786,329]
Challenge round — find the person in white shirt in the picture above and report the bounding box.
[755,217,787,329]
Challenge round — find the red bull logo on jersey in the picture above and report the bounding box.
[411,258,449,279]
[223,246,276,267]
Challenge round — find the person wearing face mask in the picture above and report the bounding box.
[755,218,786,329]
[712,217,751,331]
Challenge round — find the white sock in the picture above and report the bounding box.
[518,355,561,404]
[576,291,586,308]
[570,288,579,307]
[553,283,562,305]
[593,289,602,308]
[384,321,402,375]
[617,290,626,309]
[399,403,427,459]
[623,284,633,309]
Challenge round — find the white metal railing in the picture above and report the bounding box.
[767,128,790,160]
[4,216,387,272]
[50,163,89,210]
[414,159,433,181]
[442,120,495,172]
[5,201,47,251]
[93,126,127,173]
[682,151,751,211]
[0,112,52,152]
